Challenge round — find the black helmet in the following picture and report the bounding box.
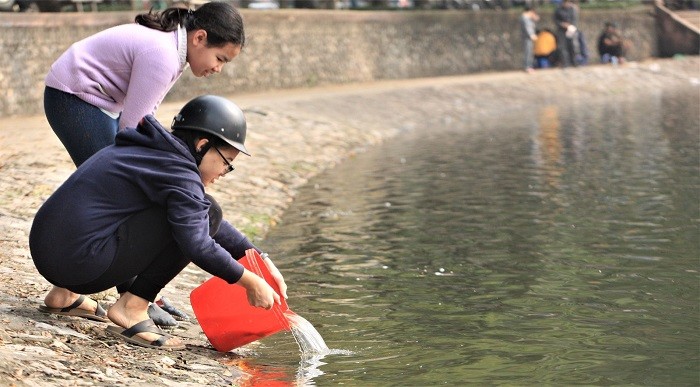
[171,95,250,156]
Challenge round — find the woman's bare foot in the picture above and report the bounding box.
[107,292,182,347]
[44,286,99,313]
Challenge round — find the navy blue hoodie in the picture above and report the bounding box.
[30,115,251,287]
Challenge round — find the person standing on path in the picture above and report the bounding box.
[553,0,579,67]
[520,5,540,73]
[42,1,246,327]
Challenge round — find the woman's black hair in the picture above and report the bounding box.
[172,129,229,166]
[135,2,245,49]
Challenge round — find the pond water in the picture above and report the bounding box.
[232,89,699,385]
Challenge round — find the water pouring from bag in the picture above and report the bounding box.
[190,249,328,354]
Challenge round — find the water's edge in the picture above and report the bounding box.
[0,58,697,385]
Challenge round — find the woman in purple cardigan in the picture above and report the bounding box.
[42,2,245,327]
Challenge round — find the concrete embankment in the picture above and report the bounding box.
[0,7,659,117]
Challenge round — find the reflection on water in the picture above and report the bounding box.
[243,89,699,385]
[535,105,564,188]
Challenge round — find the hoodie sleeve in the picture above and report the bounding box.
[130,158,245,284]
[165,183,246,284]
[115,118,248,284]
[214,220,259,260]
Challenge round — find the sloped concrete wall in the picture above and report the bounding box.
[655,4,700,57]
[0,8,657,117]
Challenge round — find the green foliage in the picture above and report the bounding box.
[240,213,274,242]
[578,0,651,10]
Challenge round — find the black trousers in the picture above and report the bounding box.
[67,194,223,302]
[556,30,576,67]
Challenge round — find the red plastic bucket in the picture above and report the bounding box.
[190,249,292,352]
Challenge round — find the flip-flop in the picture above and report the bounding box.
[39,295,109,323]
[106,319,185,350]
[156,296,190,321]
[148,303,178,328]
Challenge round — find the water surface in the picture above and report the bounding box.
[238,89,699,385]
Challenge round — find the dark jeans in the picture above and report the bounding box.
[68,195,223,302]
[43,86,119,167]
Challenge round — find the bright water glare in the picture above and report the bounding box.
[245,89,699,385]
[287,312,329,354]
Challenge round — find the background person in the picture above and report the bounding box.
[534,28,558,68]
[520,5,540,73]
[42,1,246,326]
[30,96,287,350]
[553,0,579,67]
[597,21,628,64]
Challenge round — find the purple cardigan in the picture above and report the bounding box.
[45,23,186,130]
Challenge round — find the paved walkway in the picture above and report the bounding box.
[676,10,700,30]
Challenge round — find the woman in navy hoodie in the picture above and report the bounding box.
[29,95,286,350]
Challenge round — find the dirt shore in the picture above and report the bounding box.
[0,57,697,386]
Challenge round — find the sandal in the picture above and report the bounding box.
[156,296,190,321]
[106,319,185,350]
[148,303,178,328]
[39,295,109,323]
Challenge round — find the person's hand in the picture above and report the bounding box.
[531,34,538,41]
[237,269,280,310]
[262,253,288,300]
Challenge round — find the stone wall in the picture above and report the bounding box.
[0,8,656,117]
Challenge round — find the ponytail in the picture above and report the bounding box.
[135,2,245,49]
[135,6,190,32]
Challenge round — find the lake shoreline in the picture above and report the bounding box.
[0,57,697,385]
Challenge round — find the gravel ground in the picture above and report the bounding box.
[0,57,697,386]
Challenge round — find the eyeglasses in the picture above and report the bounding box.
[212,146,235,175]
